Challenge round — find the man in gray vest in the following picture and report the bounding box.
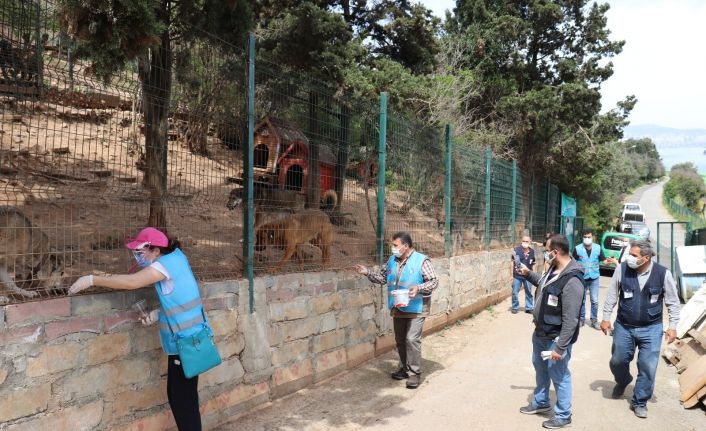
[600,239,680,419]
[519,234,585,429]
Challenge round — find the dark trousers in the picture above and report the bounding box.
[393,316,426,375]
[167,355,202,431]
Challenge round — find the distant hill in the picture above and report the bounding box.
[625,124,706,148]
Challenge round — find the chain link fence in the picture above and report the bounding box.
[1,4,570,304]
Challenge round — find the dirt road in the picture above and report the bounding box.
[217,276,704,431]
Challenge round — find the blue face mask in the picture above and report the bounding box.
[133,251,153,267]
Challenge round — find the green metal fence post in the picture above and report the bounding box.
[245,33,256,314]
[544,179,551,234]
[510,160,517,244]
[485,146,491,251]
[670,223,675,271]
[444,125,452,257]
[656,224,660,263]
[376,92,388,267]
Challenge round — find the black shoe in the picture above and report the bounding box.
[579,319,585,327]
[630,404,647,418]
[391,368,409,380]
[542,417,572,429]
[511,309,519,314]
[406,373,420,389]
[611,384,626,399]
[519,403,552,415]
[525,309,534,314]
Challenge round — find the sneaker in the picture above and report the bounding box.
[611,384,626,399]
[525,309,534,314]
[590,319,601,330]
[406,373,420,389]
[542,417,572,429]
[511,309,519,314]
[391,368,409,380]
[519,403,552,415]
[630,404,647,418]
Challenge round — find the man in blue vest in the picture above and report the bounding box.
[518,234,584,429]
[600,239,680,419]
[355,231,438,389]
[510,235,535,314]
[573,228,614,329]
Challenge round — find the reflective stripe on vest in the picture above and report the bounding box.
[575,244,600,279]
[154,249,209,355]
[386,251,426,313]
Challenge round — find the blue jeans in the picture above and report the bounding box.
[579,277,600,321]
[531,332,573,420]
[512,278,533,311]
[609,320,663,407]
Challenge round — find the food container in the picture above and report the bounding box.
[391,289,410,308]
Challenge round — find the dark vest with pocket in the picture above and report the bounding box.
[536,271,585,343]
[617,261,666,327]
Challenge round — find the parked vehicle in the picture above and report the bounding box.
[674,245,706,302]
[617,210,646,233]
[621,221,651,239]
[600,231,641,273]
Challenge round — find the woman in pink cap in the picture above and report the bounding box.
[69,227,209,431]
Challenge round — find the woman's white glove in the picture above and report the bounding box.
[68,275,94,295]
[141,309,160,326]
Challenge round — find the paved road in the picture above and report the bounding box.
[628,180,685,267]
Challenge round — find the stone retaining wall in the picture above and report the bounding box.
[0,249,517,430]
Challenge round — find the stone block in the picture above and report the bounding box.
[279,317,320,342]
[103,310,139,333]
[271,359,313,399]
[199,357,245,389]
[346,342,375,369]
[0,366,8,386]
[348,320,377,343]
[26,342,82,377]
[375,334,396,356]
[5,297,70,327]
[113,382,167,417]
[87,332,131,365]
[314,348,346,382]
[45,316,102,341]
[337,309,359,328]
[343,290,374,307]
[131,326,162,353]
[312,329,345,354]
[0,324,43,345]
[210,309,239,337]
[204,294,238,311]
[269,297,309,322]
[70,292,126,316]
[320,312,337,333]
[57,359,150,402]
[0,382,50,422]
[311,293,342,315]
[112,408,175,431]
[315,281,336,295]
[240,312,272,374]
[200,381,269,419]
[4,400,103,431]
[202,280,240,298]
[337,278,357,290]
[271,339,310,367]
[0,307,4,331]
[360,304,375,321]
[423,313,448,335]
[219,333,246,359]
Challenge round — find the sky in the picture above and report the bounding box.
[419,0,706,130]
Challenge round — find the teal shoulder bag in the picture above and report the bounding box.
[168,308,222,379]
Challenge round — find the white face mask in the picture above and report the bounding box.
[521,241,530,249]
[544,250,556,265]
[626,254,644,269]
[391,246,403,258]
[583,238,593,246]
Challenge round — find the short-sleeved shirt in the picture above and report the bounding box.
[150,261,174,295]
[511,246,535,279]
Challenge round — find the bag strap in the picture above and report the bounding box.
[163,306,208,339]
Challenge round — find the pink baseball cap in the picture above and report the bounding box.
[125,227,168,250]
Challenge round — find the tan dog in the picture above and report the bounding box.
[255,209,332,271]
[0,206,65,304]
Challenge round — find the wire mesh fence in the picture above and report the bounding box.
[1,6,572,304]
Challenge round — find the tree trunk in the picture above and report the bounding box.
[306,90,320,209]
[332,102,350,220]
[138,17,171,230]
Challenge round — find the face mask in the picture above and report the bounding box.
[391,246,402,258]
[521,241,530,249]
[544,250,556,264]
[133,250,153,267]
[626,255,644,269]
[583,238,593,246]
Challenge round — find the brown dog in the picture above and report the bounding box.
[255,209,332,271]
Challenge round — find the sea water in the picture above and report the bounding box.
[658,146,706,173]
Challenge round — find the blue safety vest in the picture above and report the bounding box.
[155,249,210,355]
[386,251,427,313]
[575,244,600,279]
